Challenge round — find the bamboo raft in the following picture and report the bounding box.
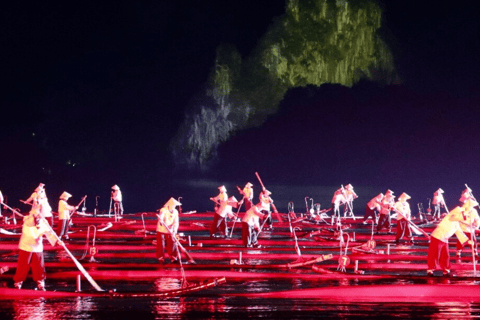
[1,211,480,301]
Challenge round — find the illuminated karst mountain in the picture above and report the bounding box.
[171,0,397,170]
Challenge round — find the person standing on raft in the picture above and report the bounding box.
[432,188,447,221]
[377,190,395,233]
[13,207,61,290]
[331,187,346,223]
[427,204,472,276]
[459,186,476,206]
[259,189,275,231]
[343,184,358,219]
[363,193,383,225]
[111,185,124,216]
[209,185,232,238]
[394,192,414,245]
[23,183,54,227]
[240,182,254,211]
[57,192,77,240]
[0,190,3,219]
[156,197,181,264]
[242,203,265,248]
[456,199,480,258]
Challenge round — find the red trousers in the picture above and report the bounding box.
[13,250,46,283]
[156,233,178,260]
[427,237,450,271]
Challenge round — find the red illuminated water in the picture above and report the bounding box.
[2,277,480,319]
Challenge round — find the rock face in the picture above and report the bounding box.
[172,0,396,170]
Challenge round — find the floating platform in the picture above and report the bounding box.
[1,211,479,302]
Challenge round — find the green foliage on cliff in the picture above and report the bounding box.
[175,0,396,169]
[208,0,395,125]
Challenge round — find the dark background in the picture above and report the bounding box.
[1,1,479,214]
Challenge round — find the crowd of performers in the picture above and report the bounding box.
[0,183,123,290]
[2,181,480,290]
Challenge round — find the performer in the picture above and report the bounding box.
[23,183,54,226]
[241,182,254,211]
[211,195,239,238]
[343,184,358,218]
[0,190,3,218]
[111,185,124,216]
[226,196,241,218]
[259,189,274,230]
[377,190,395,233]
[432,188,447,221]
[156,197,181,264]
[394,193,414,245]
[242,203,265,248]
[209,185,231,238]
[459,186,475,205]
[427,205,471,276]
[331,187,346,222]
[363,193,383,224]
[24,183,44,205]
[57,192,77,240]
[13,207,59,290]
[456,199,480,257]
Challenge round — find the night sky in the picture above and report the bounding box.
[1,1,479,214]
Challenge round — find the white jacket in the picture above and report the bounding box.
[157,207,179,234]
[394,201,411,220]
[380,194,395,215]
[242,205,263,228]
[432,193,445,206]
[259,193,272,212]
[431,207,469,244]
[367,194,383,211]
[58,200,75,220]
[243,186,253,201]
[213,192,229,217]
[18,214,48,252]
[112,190,122,202]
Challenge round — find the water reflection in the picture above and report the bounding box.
[3,277,480,319]
[154,277,180,291]
[153,297,187,315]
[12,298,48,320]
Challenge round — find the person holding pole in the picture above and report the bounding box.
[432,188,447,221]
[377,190,395,233]
[57,192,77,240]
[427,204,472,276]
[156,197,181,264]
[456,199,480,257]
[0,190,3,219]
[394,192,414,245]
[254,172,282,224]
[111,185,124,216]
[23,183,44,208]
[459,185,475,205]
[259,189,274,231]
[343,184,358,218]
[363,193,383,225]
[13,207,61,290]
[225,196,241,229]
[209,185,232,238]
[242,203,265,248]
[331,188,346,223]
[241,182,254,211]
[23,183,54,226]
